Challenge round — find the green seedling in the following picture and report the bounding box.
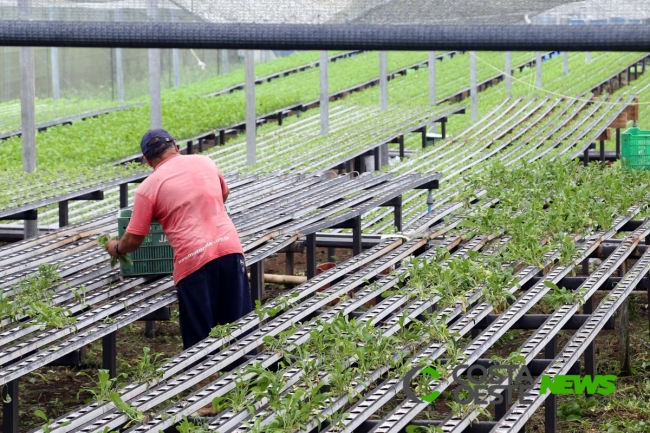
[97,234,133,268]
[34,409,71,433]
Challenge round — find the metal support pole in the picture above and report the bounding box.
[441,120,446,139]
[398,135,405,159]
[600,139,605,163]
[171,10,181,88]
[328,247,336,263]
[114,11,125,101]
[119,184,129,209]
[102,331,117,379]
[285,251,294,275]
[536,51,543,89]
[421,128,427,149]
[563,51,569,76]
[583,148,589,166]
[2,379,19,433]
[379,51,388,111]
[619,296,631,375]
[145,320,156,338]
[428,51,436,104]
[250,261,264,306]
[505,51,512,97]
[50,8,60,100]
[320,50,329,135]
[380,143,389,168]
[373,147,380,171]
[187,140,193,154]
[59,201,69,228]
[221,49,229,74]
[583,295,596,397]
[147,1,162,130]
[470,51,477,122]
[245,50,256,165]
[352,216,362,256]
[394,195,403,232]
[307,233,317,279]
[544,335,557,433]
[647,271,650,339]
[20,0,37,240]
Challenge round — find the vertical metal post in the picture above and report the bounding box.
[20,0,37,240]
[59,201,69,228]
[245,50,256,165]
[394,196,403,232]
[50,8,60,100]
[470,51,477,122]
[619,296,631,374]
[352,216,362,256]
[563,51,569,76]
[616,128,621,158]
[505,51,512,97]
[249,261,264,306]
[2,379,19,433]
[285,251,294,275]
[115,12,125,101]
[320,50,329,135]
[119,184,129,209]
[583,295,596,397]
[148,0,162,130]
[102,332,117,379]
[586,52,592,64]
[186,140,193,154]
[545,335,557,433]
[306,233,317,279]
[428,51,436,104]
[379,51,388,111]
[600,139,605,163]
[172,10,181,88]
[328,248,336,263]
[398,135,405,159]
[221,49,229,74]
[583,148,589,166]
[145,321,156,338]
[536,51,543,89]
[441,120,446,139]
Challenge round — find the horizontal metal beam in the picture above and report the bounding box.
[437,358,581,376]
[474,313,615,330]
[0,209,37,221]
[4,22,650,52]
[525,276,649,291]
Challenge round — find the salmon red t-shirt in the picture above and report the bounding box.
[126,154,243,285]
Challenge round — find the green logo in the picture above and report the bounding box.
[404,363,617,405]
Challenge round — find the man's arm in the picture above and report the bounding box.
[107,232,146,258]
[105,192,153,257]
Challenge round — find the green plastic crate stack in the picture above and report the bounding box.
[117,209,174,277]
[621,127,650,170]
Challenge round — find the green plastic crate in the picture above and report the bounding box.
[117,209,174,277]
[621,127,650,170]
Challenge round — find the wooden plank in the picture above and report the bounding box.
[610,112,628,129]
[596,128,612,141]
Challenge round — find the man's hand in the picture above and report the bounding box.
[107,240,120,258]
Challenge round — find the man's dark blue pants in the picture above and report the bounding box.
[175,253,255,352]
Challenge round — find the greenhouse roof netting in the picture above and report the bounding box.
[3,0,650,25]
[1,0,650,50]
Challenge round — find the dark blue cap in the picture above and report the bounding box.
[140,128,175,155]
